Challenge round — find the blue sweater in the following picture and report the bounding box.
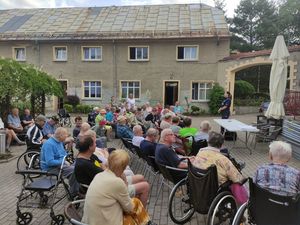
[40,137,66,171]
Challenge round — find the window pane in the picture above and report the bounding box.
[96,87,101,98]
[190,47,197,59]
[192,83,198,100]
[134,82,140,87]
[136,48,142,59]
[95,48,101,59]
[206,89,211,100]
[121,88,127,98]
[128,88,134,95]
[143,47,148,59]
[121,82,127,88]
[129,82,134,87]
[199,83,205,88]
[91,48,96,59]
[16,48,25,60]
[199,89,205,100]
[130,47,135,59]
[134,88,139,98]
[84,48,89,59]
[177,47,184,59]
[84,81,89,87]
[206,83,212,88]
[84,87,89,98]
[184,47,191,59]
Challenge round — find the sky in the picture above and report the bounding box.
[0,0,241,17]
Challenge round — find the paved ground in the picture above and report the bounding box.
[0,113,299,225]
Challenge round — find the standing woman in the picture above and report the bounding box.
[218,91,232,134]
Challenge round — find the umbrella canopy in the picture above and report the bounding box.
[265,35,290,119]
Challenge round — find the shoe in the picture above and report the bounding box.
[18,141,26,145]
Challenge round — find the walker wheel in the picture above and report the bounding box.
[17,212,33,225]
[51,214,65,225]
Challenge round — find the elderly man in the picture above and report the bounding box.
[117,116,133,139]
[155,128,192,169]
[21,108,34,128]
[140,128,158,157]
[160,113,172,130]
[40,127,79,197]
[26,115,47,151]
[195,120,211,142]
[7,107,23,134]
[254,141,300,196]
[43,116,59,139]
[193,131,244,186]
[132,125,144,147]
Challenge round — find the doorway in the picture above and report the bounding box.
[164,81,179,106]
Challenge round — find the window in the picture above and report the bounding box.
[53,46,67,61]
[83,81,102,98]
[13,47,26,61]
[177,46,198,61]
[82,46,102,61]
[129,46,149,61]
[191,82,213,101]
[121,81,140,99]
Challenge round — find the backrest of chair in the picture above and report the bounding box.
[145,155,159,172]
[132,145,145,160]
[58,108,67,117]
[248,178,300,225]
[269,126,282,139]
[190,139,208,156]
[187,160,218,214]
[64,200,87,225]
[157,163,187,184]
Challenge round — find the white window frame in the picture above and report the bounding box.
[53,46,67,61]
[176,45,199,61]
[120,80,141,99]
[191,80,214,102]
[128,46,149,61]
[82,80,102,99]
[13,47,26,61]
[81,46,102,61]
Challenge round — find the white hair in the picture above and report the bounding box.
[160,128,173,141]
[269,141,292,162]
[200,120,211,132]
[133,125,142,135]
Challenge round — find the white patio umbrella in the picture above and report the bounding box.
[265,35,290,119]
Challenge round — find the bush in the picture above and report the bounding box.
[208,84,224,115]
[65,95,80,107]
[75,104,92,114]
[234,80,255,99]
[190,105,200,112]
[12,101,31,112]
[234,98,263,106]
[253,92,270,101]
[63,104,73,113]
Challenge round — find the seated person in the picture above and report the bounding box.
[82,150,154,225]
[87,107,99,127]
[174,101,184,115]
[76,122,106,148]
[194,120,211,142]
[21,108,34,128]
[40,127,79,196]
[116,116,133,139]
[140,128,158,157]
[0,117,25,152]
[43,116,59,139]
[26,115,47,151]
[95,109,112,140]
[145,107,160,127]
[178,117,198,137]
[193,131,246,202]
[155,129,194,169]
[254,141,300,196]
[159,113,172,130]
[7,107,24,134]
[170,116,181,135]
[132,125,144,147]
[73,116,82,139]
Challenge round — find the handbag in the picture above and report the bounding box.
[230,183,249,205]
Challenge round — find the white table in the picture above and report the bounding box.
[214,119,259,154]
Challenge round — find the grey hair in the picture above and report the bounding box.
[133,125,142,135]
[208,131,224,148]
[269,141,292,162]
[146,128,158,137]
[200,120,211,132]
[35,115,46,122]
[54,127,68,139]
[160,128,173,141]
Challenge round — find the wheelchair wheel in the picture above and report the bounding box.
[17,212,33,225]
[232,202,247,225]
[168,178,195,224]
[206,191,237,225]
[17,151,40,171]
[51,214,65,225]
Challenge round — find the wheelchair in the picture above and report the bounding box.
[168,159,238,225]
[15,154,73,225]
[58,108,72,127]
[232,178,300,225]
[64,199,87,225]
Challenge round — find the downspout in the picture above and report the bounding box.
[112,39,117,98]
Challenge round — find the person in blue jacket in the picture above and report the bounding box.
[218,91,232,134]
[40,127,79,197]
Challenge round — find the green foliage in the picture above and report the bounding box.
[12,101,31,113]
[190,105,200,112]
[208,84,224,115]
[65,95,80,107]
[63,104,73,113]
[75,104,93,114]
[235,97,264,106]
[234,80,255,99]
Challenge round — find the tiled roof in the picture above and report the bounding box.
[221,45,300,61]
[0,4,229,40]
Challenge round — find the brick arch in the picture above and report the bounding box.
[224,56,297,112]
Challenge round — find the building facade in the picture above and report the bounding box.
[0,4,230,110]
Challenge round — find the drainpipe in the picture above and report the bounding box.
[112,39,117,98]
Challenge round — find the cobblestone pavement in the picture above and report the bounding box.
[0,114,299,225]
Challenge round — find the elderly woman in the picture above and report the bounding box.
[254,141,300,196]
[82,149,155,225]
[194,120,211,142]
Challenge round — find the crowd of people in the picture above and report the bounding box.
[1,94,299,225]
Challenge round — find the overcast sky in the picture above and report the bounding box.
[0,0,241,17]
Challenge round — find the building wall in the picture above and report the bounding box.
[0,37,230,109]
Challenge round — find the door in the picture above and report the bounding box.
[164,81,179,106]
[58,80,68,109]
